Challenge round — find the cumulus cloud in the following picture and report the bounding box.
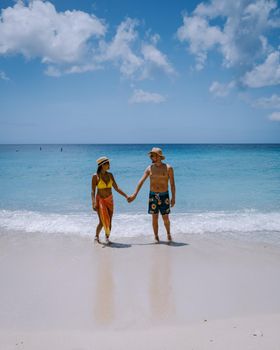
[177,15,224,70]
[98,18,175,79]
[0,70,10,80]
[97,18,144,77]
[129,89,166,104]
[252,94,280,109]
[141,43,175,76]
[0,2,174,79]
[268,111,280,121]
[0,0,106,66]
[242,51,280,88]
[176,0,279,71]
[177,0,280,121]
[209,80,235,97]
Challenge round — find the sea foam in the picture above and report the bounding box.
[0,209,280,244]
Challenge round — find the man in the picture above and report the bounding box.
[128,147,176,242]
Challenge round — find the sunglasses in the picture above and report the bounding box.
[100,161,109,166]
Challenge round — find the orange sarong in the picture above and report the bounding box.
[96,194,114,237]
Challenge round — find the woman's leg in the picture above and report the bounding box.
[105,209,113,243]
[97,196,113,244]
[108,209,113,231]
[98,201,110,236]
[95,211,103,242]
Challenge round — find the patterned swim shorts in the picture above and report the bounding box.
[148,191,170,215]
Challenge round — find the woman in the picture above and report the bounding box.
[91,156,128,244]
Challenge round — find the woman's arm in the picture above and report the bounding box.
[111,174,128,199]
[91,174,97,211]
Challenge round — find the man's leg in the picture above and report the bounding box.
[152,213,160,242]
[162,214,172,241]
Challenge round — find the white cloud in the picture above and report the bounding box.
[177,15,224,70]
[268,111,280,121]
[149,33,160,45]
[176,0,279,70]
[0,3,174,79]
[98,18,175,79]
[252,94,280,109]
[97,18,144,77]
[129,89,166,104]
[44,65,61,77]
[0,70,10,80]
[209,80,235,97]
[141,43,175,76]
[242,51,280,88]
[0,0,106,66]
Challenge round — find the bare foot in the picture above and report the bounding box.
[167,234,172,242]
[154,234,160,243]
[94,236,100,244]
[106,236,112,245]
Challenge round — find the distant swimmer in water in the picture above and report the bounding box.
[61,147,63,152]
[91,157,128,244]
[128,147,176,243]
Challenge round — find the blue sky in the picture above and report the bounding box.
[0,0,280,143]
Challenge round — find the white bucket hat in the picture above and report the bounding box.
[148,147,165,160]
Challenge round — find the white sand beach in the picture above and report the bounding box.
[0,231,280,349]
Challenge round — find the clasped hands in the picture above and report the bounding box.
[126,193,136,203]
[126,194,175,207]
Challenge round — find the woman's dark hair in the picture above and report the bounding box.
[97,161,109,175]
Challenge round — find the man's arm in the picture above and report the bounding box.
[111,174,128,199]
[168,166,176,207]
[91,174,97,211]
[128,166,150,202]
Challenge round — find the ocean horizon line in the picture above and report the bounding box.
[1,143,280,146]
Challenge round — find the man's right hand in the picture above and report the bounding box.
[127,194,136,203]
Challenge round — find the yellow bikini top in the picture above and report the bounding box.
[97,175,113,189]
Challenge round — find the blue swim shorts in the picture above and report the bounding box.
[148,191,170,215]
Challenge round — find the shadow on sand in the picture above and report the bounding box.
[99,242,132,249]
[96,241,189,248]
[158,241,188,247]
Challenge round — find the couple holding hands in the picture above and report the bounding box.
[91,147,176,244]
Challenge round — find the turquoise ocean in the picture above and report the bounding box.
[0,144,280,243]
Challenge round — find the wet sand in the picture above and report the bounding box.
[0,231,280,349]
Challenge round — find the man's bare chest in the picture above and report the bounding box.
[150,165,168,180]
